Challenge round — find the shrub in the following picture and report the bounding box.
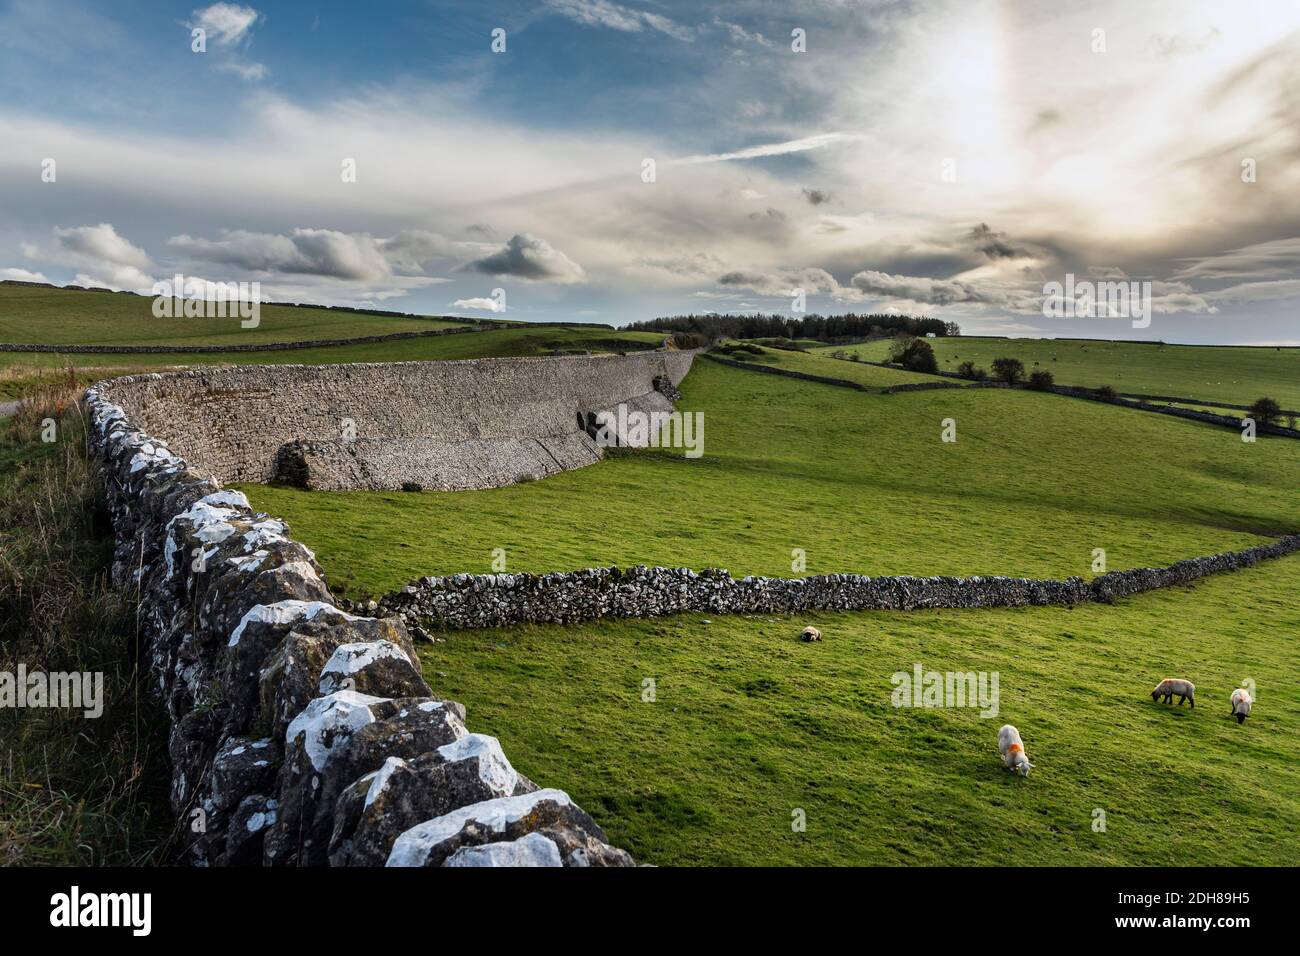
[400,481,423,492]
[1028,370,1054,390]
[1247,397,1282,427]
[955,360,984,380]
[990,357,1025,384]
[1094,385,1117,401]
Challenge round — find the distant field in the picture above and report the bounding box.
[722,343,941,388]
[0,325,665,395]
[242,359,1300,598]
[0,282,471,346]
[811,337,1300,409]
[418,555,1300,866]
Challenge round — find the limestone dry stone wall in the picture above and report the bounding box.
[84,381,636,868]
[370,536,1300,631]
[94,351,696,490]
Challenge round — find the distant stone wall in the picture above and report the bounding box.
[373,537,1300,631]
[95,351,696,490]
[83,381,634,867]
[0,325,486,354]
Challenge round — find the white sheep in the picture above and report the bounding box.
[1230,688,1252,724]
[1151,678,1195,707]
[998,724,1033,777]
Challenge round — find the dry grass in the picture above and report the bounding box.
[0,381,174,865]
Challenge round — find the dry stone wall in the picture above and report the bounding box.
[94,351,696,490]
[84,379,636,868]
[372,538,1300,631]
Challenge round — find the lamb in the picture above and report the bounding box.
[801,626,822,642]
[1151,678,1195,707]
[997,724,1033,777]
[1230,688,1252,724]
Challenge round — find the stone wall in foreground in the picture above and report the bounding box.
[84,381,635,867]
[373,537,1300,631]
[95,350,696,490]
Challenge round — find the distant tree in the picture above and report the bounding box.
[1028,369,1054,390]
[1094,385,1117,401]
[890,336,939,373]
[1248,396,1282,427]
[955,360,979,380]
[991,357,1025,384]
[943,320,961,337]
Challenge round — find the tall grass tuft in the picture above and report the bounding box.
[0,376,174,865]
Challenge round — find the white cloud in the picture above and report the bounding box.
[545,0,694,42]
[452,297,503,311]
[0,267,50,283]
[189,4,266,81]
[675,133,861,166]
[190,3,260,46]
[24,223,157,292]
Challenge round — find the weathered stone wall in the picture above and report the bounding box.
[372,538,1300,631]
[95,351,696,490]
[84,382,635,867]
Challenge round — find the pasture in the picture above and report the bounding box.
[812,336,1300,409]
[242,358,1300,599]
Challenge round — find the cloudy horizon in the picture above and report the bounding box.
[3,0,1299,342]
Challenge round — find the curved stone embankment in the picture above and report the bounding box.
[84,382,635,867]
[95,351,696,491]
[372,537,1300,631]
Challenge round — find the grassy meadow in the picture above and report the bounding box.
[417,554,1300,866]
[242,358,1300,599]
[0,282,467,346]
[812,336,1300,409]
[5,286,1299,868]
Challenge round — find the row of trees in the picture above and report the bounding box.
[625,312,958,342]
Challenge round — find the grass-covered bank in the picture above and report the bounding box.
[416,555,1300,866]
[813,337,1300,410]
[0,384,173,865]
[243,359,1300,598]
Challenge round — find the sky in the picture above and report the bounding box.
[1,0,1299,343]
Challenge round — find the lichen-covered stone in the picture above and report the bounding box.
[385,789,612,867]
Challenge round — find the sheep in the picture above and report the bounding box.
[1151,678,1195,707]
[801,626,822,642]
[997,724,1033,777]
[1230,688,1252,724]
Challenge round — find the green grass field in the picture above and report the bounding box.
[718,343,942,389]
[7,287,1299,867]
[811,337,1300,409]
[241,359,1300,599]
[0,326,665,397]
[0,282,467,346]
[417,555,1300,866]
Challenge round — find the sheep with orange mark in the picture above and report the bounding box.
[1151,678,1195,707]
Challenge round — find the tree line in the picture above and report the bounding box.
[623,312,958,342]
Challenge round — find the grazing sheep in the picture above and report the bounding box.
[1151,678,1195,707]
[1230,688,1253,724]
[801,626,822,642]
[997,724,1033,777]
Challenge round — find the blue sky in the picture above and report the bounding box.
[2,0,1299,343]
